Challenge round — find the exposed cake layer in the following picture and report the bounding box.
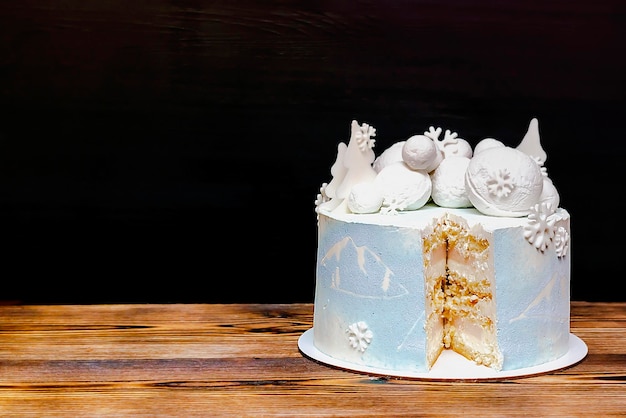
[423,226,447,369]
[424,215,503,370]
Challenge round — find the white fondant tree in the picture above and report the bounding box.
[326,120,378,213]
[516,118,546,165]
[320,142,348,212]
[323,142,347,200]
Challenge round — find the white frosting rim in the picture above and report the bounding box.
[319,203,570,230]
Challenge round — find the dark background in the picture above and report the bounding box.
[0,1,624,304]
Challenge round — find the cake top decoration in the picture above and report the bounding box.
[316,118,559,218]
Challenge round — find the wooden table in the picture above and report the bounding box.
[0,302,623,416]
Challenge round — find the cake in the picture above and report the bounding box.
[312,118,571,374]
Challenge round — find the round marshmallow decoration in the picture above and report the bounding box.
[474,138,505,155]
[374,162,432,211]
[438,137,473,159]
[348,182,384,214]
[539,177,560,210]
[430,156,472,208]
[402,135,443,172]
[465,146,544,217]
[373,141,405,173]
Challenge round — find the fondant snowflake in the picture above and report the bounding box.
[553,226,570,258]
[524,202,557,252]
[347,321,373,353]
[380,195,407,215]
[486,169,514,198]
[355,123,376,152]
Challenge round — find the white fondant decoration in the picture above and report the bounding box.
[373,141,405,173]
[516,118,547,164]
[474,138,505,155]
[321,118,560,217]
[402,135,443,172]
[374,162,432,211]
[524,202,557,252]
[438,131,473,159]
[348,182,384,214]
[465,146,544,217]
[539,177,560,211]
[324,142,348,200]
[318,197,342,213]
[430,156,472,208]
[336,121,378,200]
[347,321,373,352]
[554,226,570,258]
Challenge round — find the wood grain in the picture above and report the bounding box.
[0,302,623,416]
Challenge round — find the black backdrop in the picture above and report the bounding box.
[1,1,624,303]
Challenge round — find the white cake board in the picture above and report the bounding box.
[298,328,587,381]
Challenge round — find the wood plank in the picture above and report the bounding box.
[0,302,624,416]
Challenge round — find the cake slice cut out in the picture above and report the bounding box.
[424,214,503,370]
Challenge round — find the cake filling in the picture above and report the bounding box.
[424,215,503,370]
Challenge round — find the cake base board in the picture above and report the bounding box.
[298,328,587,381]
